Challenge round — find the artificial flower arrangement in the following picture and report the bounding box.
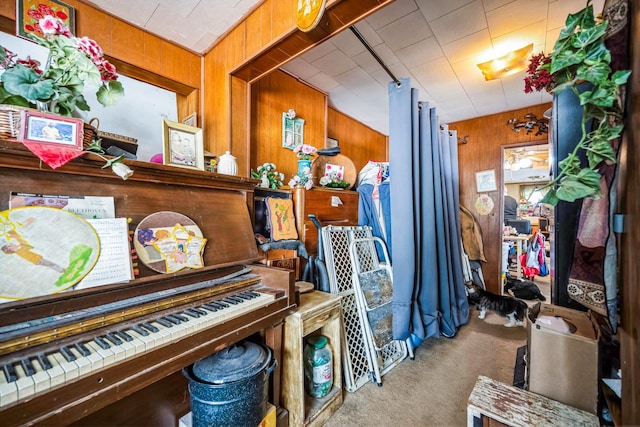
[319,169,350,189]
[523,0,630,205]
[0,13,124,116]
[293,143,317,160]
[288,166,314,190]
[251,162,284,189]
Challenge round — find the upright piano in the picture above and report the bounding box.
[0,140,296,426]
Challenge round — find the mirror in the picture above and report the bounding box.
[502,143,551,300]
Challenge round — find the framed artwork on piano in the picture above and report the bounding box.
[19,110,84,150]
[162,119,204,171]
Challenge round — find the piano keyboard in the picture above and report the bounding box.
[0,290,274,408]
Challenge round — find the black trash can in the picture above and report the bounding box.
[183,341,276,427]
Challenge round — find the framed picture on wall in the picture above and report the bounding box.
[162,119,204,171]
[282,113,304,149]
[475,169,497,192]
[17,0,76,40]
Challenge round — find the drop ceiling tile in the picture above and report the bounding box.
[365,0,419,30]
[310,49,358,77]
[87,0,159,27]
[482,0,512,12]
[430,1,487,46]
[353,50,385,74]
[442,29,492,64]
[486,0,548,38]
[299,41,337,63]
[416,0,477,22]
[352,21,384,47]
[490,20,547,57]
[281,58,321,80]
[370,43,401,67]
[396,37,444,69]
[332,30,367,58]
[306,72,341,92]
[377,11,433,52]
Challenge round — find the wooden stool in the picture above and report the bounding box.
[467,375,599,426]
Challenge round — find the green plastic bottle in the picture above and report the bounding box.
[303,335,333,398]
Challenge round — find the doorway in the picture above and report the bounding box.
[501,143,551,299]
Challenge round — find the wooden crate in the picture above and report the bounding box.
[281,291,343,427]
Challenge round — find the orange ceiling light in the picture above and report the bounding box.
[477,43,534,81]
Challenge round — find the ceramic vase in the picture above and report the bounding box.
[297,159,311,178]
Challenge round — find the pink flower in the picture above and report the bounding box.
[76,37,103,61]
[98,60,118,81]
[39,15,61,35]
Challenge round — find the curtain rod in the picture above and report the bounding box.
[349,26,401,87]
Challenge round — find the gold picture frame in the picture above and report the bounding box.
[162,119,204,171]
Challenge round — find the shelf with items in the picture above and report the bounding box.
[281,291,343,427]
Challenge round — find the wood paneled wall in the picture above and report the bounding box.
[251,70,328,180]
[449,103,551,293]
[249,72,388,181]
[327,107,388,172]
[203,0,395,174]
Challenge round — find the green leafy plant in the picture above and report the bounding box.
[0,13,124,116]
[251,162,284,189]
[524,0,630,205]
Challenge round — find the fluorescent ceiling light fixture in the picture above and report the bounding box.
[477,43,534,81]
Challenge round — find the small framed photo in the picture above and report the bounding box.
[282,113,304,149]
[162,119,204,171]
[17,0,76,40]
[327,137,339,148]
[20,110,83,149]
[475,169,497,193]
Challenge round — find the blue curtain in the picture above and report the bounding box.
[389,78,469,347]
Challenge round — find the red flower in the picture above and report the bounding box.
[523,52,554,93]
[55,11,68,20]
[36,4,54,16]
[27,9,43,20]
[16,56,42,74]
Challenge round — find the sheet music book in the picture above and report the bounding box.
[75,218,134,289]
[9,193,115,219]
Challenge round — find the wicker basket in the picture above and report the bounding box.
[0,105,27,139]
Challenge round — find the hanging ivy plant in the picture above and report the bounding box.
[524,0,630,205]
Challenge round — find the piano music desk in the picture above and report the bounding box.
[281,291,343,427]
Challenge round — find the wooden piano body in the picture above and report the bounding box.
[0,140,296,426]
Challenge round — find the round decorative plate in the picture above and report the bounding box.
[134,211,204,273]
[311,153,357,190]
[0,206,100,301]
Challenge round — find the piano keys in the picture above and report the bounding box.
[0,287,276,409]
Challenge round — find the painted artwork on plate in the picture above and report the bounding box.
[0,206,100,301]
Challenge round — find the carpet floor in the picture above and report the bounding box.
[324,305,528,426]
